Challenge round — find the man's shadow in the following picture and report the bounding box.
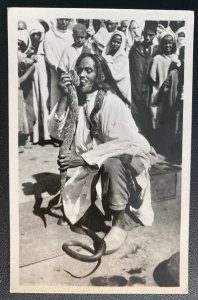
[22,172,62,227]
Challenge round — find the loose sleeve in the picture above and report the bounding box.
[150,56,159,83]
[58,48,70,73]
[48,103,68,141]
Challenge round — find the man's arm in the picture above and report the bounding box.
[19,64,35,85]
[81,94,150,167]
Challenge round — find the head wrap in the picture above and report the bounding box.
[27,20,45,55]
[125,19,145,48]
[175,26,186,49]
[18,29,29,45]
[18,29,31,52]
[120,20,129,26]
[28,19,45,41]
[131,19,145,32]
[73,23,87,37]
[159,27,176,42]
[103,30,126,58]
[158,27,177,54]
[153,23,166,46]
[50,18,74,31]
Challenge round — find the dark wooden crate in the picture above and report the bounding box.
[150,163,177,202]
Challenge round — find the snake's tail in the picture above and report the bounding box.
[64,259,101,279]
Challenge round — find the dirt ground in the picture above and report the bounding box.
[18,142,181,288]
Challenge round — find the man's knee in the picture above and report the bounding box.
[101,157,123,177]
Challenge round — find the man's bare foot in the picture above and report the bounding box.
[104,226,127,255]
[18,146,24,153]
[24,140,32,149]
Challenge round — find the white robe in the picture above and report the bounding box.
[44,25,74,111]
[48,91,155,226]
[58,45,84,73]
[103,31,132,103]
[28,21,50,143]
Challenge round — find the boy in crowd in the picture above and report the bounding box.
[58,23,91,73]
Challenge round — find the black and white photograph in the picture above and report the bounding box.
[8,7,193,293]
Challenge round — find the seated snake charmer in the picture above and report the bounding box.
[48,53,157,254]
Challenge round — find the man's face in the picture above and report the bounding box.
[57,18,70,30]
[31,32,42,44]
[177,32,185,47]
[120,21,129,33]
[106,21,117,33]
[110,34,122,54]
[161,35,173,55]
[93,19,101,33]
[156,27,164,38]
[130,21,142,41]
[18,21,27,31]
[18,40,26,52]
[77,57,97,94]
[143,30,155,46]
[73,33,86,48]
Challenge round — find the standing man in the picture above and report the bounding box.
[44,19,73,112]
[129,21,158,138]
[28,20,50,144]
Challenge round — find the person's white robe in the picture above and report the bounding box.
[44,24,74,111]
[48,91,156,226]
[103,31,132,103]
[28,21,50,143]
[58,45,84,73]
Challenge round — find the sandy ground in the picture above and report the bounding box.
[18,143,181,289]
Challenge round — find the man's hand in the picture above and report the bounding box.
[87,26,95,37]
[31,55,38,63]
[58,73,73,95]
[58,152,85,171]
[171,55,181,67]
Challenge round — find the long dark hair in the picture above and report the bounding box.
[75,53,131,108]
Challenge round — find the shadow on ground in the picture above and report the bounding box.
[22,173,61,227]
[90,273,146,286]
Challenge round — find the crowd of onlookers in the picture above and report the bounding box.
[18,18,185,157]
